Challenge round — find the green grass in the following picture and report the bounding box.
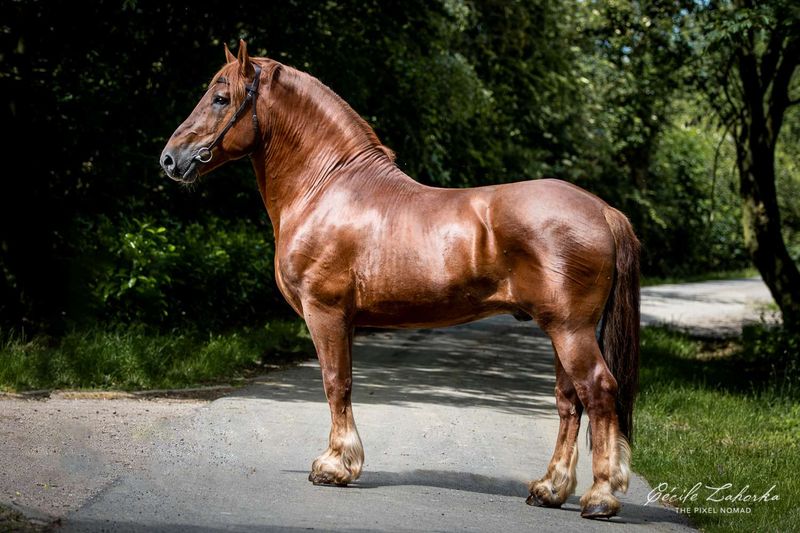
[0,320,312,392]
[641,267,759,286]
[634,327,800,532]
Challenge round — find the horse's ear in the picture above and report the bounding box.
[237,39,253,77]
[224,43,236,64]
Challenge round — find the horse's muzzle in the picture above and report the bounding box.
[160,148,199,183]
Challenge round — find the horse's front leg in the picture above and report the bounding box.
[304,304,364,486]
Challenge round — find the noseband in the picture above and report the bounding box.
[193,64,263,164]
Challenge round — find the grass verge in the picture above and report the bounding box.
[0,320,312,392]
[634,326,800,532]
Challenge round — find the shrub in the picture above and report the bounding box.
[741,322,800,399]
[77,215,288,330]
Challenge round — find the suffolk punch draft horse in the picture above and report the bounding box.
[161,41,640,520]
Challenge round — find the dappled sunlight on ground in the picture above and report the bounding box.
[234,315,558,416]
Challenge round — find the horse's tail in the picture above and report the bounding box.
[600,207,640,443]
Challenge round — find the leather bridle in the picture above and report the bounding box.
[192,64,262,164]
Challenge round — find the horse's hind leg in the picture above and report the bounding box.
[304,305,364,485]
[528,354,582,508]
[550,326,630,519]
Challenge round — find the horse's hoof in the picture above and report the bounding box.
[526,479,565,508]
[525,493,561,509]
[526,482,564,508]
[526,492,562,508]
[308,470,348,487]
[581,502,617,519]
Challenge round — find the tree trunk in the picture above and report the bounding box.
[736,120,800,332]
[731,9,800,333]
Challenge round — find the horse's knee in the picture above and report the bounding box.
[322,372,353,409]
[322,368,352,390]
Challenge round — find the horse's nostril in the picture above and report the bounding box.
[162,153,174,170]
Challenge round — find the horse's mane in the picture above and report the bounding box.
[211,59,396,163]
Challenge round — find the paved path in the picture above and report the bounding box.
[641,277,774,336]
[1,278,773,532]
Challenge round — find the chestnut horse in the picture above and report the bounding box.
[161,41,640,519]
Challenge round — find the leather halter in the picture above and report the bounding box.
[192,64,262,163]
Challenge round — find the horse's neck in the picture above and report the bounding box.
[257,69,402,230]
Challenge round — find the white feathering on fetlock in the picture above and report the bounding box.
[551,445,579,499]
[339,425,364,480]
[610,434,631,493]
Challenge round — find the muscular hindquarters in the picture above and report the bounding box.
[489,179,616,330]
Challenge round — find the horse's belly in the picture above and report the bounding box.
[353,273,514,328]
[354,303,510,329]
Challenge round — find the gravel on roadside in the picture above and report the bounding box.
[0,396,207,520]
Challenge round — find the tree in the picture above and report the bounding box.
[694,0,800,331]
[582,0,695,191]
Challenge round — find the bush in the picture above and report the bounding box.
[93,218,179,320]
[741,322,800,398]
[636,121,748,278]
[75,215,289,330]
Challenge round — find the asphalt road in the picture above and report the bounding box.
[640,277,774,336]
[1,278,772,532]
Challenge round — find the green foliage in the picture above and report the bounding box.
[641,324,800,399]
[76,215,283,329]
[687,0,800,330]
[636,327,800,532]
[741,323,800,397]
[571,1,749,278]
[0,320,311,392]
[776,105,800,263]
[95,219,178,319]
[638,118,748,276]
[641,267,758,286]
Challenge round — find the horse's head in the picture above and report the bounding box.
[160,40,265,184]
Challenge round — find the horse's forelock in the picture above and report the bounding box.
[210,62,248,107]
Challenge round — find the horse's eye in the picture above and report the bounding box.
[212,95,229,106]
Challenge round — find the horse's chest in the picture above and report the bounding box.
[274,242,357,308]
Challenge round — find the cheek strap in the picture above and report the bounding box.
[192,64,262,164]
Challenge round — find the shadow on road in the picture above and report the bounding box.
[286,468,529,497]
[230,316,559,416]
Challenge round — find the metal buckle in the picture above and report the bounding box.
[194,146,213,163]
